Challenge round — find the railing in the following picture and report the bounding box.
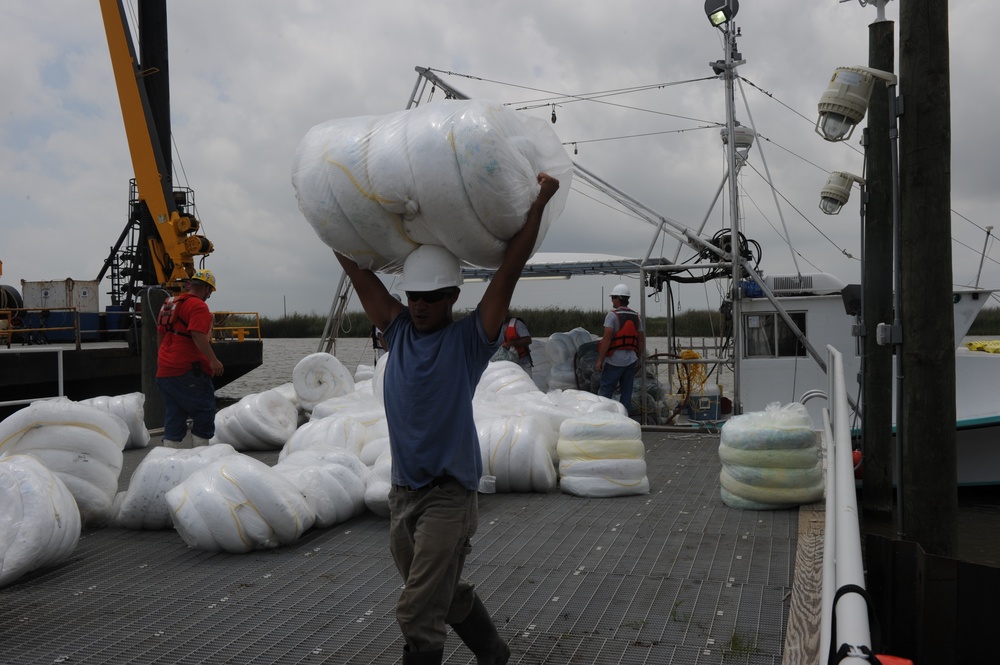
[0,346,66,407]
[642,337,730,426]
[0,307,91,349]
[212,311,263,342]
[820,345,872,663]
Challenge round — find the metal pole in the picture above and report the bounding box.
[974,226,993,288]
[722,26,743,415]
[888,83,904,537]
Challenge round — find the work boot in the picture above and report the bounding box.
[450,596,511,665]
[162,439,184,449]
[402,646,443,664]
[192,435,211,447]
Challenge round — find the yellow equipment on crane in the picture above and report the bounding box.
[98,0,212,289]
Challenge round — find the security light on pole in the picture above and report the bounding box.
[815,66,897,142]
[819,171,865,215]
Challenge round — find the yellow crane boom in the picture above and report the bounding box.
[98,0,212,288]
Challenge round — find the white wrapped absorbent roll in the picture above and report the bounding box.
[113,444,239,530]
[292,99,573,271]
[166,454,315,553]
[717,402,823,509]
[0,400,128,526]
[556,412,649,497]
[292,353,356,413]
[0,454,81,588]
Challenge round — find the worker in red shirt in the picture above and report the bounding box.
[155,270,224,448]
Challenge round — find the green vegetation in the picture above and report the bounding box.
[258,305,1000,339]
[968,306,1000,335]
[258,307,728,338]
[723,632,758,658]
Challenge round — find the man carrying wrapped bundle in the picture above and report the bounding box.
[336,173,559,664]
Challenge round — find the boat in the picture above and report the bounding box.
[378,24,1000,489]
[0,0,263,419]
[0,277,263,420]
[739,274,1000,486]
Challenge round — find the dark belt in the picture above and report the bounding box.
[393,476,453,492]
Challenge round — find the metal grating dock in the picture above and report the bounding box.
[0,430,798,664]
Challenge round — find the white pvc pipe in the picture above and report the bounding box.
[822,345,873,663]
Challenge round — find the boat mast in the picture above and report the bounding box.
[717,17,745,415]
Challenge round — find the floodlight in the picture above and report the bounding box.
[815,66,897,142]
[819,171,865,215]
[705,0,739,27]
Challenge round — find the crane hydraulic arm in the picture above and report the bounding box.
[99,0,212,289]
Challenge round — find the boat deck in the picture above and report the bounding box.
[0,430,804,664]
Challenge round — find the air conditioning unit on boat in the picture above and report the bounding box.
[764,273,845,296]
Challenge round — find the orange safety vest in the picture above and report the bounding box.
[157,293,196,338]
[608,307,640,353]
[505,318,531,361]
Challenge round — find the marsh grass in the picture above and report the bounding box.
[260,305,1000,338]
[259,307,727,338]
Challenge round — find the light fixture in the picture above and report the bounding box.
[815,66,897,141]
[705,0,739,27]
[819,171,865,215]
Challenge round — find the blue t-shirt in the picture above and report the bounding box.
[382,306,501,490]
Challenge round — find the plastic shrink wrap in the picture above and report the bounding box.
[292,99,573,271]
[0,455,80,587]
[718,402,824,510]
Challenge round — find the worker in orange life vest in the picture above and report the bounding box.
[595,283,645,415]
[502,313,533,376]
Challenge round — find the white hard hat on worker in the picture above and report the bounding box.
[399,245,463,291]
[611,283,630,298]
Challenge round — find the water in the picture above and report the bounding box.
[215,336,732,400]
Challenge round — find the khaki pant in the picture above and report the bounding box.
[389,479,478,652]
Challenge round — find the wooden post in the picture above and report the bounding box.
[862,18,895,516]
[141,288,167,430]
[899,0,957,556]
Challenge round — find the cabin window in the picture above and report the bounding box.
[744,311,807,358]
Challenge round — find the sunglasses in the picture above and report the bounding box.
[406,289,456,304]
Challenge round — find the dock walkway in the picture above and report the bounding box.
[0,430,806,664]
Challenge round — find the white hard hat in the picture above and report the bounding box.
[399,245,463,291]
[611,283,631,298]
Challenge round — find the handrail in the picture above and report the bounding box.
[212,311,262,342]
[821,345,871,663]
[0,306,82,349]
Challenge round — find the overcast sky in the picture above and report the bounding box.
[2,1,997,322]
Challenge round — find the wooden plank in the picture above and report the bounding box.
[783,499,825,665]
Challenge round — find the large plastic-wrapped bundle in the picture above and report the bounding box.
[0,454,81,588]
[474,361,542,401]
[477,415,557,493]
[0,400,128,526]
[165,454,315,553]
[113,444,239,529]
[280,412,387,461]
[292,99,573,272]
[546,328,596,391]
[557,412,649,497]
[718,401,823,509]
[309,391,384,421]
[364,451,393,518]
[80,393,150,449]
[212,389,299,451]
[274,449,368,527]
[292,353,356,413]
